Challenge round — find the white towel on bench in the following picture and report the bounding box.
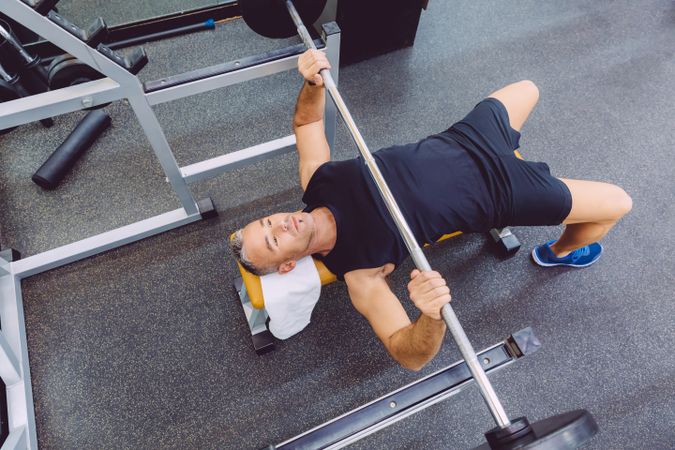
[261,255,321,339]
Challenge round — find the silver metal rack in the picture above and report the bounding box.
[0,1,341,447]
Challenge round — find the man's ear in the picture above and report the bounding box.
[278,260,297,274]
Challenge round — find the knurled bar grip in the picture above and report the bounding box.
[285,0,512,429]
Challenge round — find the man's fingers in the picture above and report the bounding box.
[438,292,452,305]
[419,286,450,304]
[432,285,450,297]
[418,277,447,295]
[407,270,452,319]
[308,60,331,75]
[409,279,451,314]
[430,291,452,310]
[299,59,331,83]
[408,270,445,291]
[299,51,330,71]
[432,297,451,313]
[306,49,323,60]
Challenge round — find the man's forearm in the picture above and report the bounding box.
[293,81,326,128]
[388,314,446,371]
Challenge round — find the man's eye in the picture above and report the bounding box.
[273,237,278,246]
[267,219,272,226]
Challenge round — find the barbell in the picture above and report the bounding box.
[238,1,599,448]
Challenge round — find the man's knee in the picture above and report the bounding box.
[488,80,540,132]
[603,185,633,222]
[613,186,633,218]
[562,179,632,225]
[518,80,540,104]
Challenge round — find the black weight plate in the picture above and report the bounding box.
[475,409,598,450]
[48,55,109,109]
[48,57,104,90]
[240,0,328,39]
[47,54,74,87]
[47,54,74,75]
[0,80,20,135]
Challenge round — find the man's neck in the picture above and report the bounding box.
[307,207,337,256]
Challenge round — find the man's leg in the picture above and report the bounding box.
[488,80,540,132]
[549,178,632,257]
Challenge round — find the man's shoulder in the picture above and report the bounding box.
[344,264,400,314]
[302,157,364,204]
[344,263,396,286]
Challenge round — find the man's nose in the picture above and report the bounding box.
[275,219,288,232]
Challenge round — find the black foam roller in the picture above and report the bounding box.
[32,110,111,189]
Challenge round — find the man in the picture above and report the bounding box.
[230,50,632,371]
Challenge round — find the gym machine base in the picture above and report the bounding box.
[0,0,340,447]
[237,0,599,448]
[268,328,543,450]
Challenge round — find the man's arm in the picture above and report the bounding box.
[294,50,331,191]
[345,267,451,371]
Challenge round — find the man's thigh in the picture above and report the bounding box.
[506,158,572,227]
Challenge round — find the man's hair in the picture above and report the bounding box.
[229,229,275,276]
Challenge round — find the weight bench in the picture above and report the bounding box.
[232,229,517,354]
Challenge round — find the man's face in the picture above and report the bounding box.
[241,211,316,273]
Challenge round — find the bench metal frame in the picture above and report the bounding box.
[234,277,276,354]
[0,1,341,448]
[271,328,540,449]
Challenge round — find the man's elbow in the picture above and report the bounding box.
[293,114,320,130]
[386,333,435,372]
[398,359,426,372]
[388,345,431,372]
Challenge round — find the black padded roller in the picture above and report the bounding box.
[32,110,111,189]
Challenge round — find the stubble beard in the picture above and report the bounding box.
[303,218,315,254]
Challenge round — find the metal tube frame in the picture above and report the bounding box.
[286,0,512,429]
[0,258,35,450]
[0,1,340,448]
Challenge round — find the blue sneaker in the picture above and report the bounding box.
[532,240,603,268]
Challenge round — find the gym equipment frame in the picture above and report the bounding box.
[0,1,340,448]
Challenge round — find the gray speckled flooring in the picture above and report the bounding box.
[53,0,224,30]
[2,0,675,449]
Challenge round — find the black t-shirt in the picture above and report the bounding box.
[302,129,508,280]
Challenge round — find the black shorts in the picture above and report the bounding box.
[453,98,572,226]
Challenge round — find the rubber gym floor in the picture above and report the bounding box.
[1,0,674,449]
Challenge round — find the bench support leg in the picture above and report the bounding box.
[233,277,275,355]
